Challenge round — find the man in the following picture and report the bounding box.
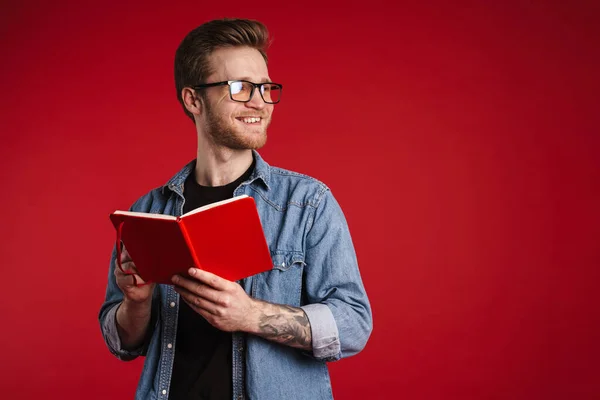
[99,18,372,400]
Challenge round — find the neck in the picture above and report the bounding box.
[194,138,253,187]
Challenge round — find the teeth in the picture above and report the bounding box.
[242,117,261,123]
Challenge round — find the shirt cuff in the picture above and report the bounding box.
[301,303,341,361]
[102,303,143,360]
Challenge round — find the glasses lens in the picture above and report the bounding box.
[230,81,252,101]
[261,84,281,103]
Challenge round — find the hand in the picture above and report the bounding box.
[114,246,155,304]
[172,268,259,332]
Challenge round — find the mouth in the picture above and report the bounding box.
[236,116,263,125]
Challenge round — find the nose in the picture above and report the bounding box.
[245,88,266,110]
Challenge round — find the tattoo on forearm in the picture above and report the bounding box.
[258,304,312,350]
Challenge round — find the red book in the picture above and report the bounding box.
[109,195,272,284]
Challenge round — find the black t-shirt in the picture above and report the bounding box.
[168,158,255,400]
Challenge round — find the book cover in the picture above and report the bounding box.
[109,195,273,284]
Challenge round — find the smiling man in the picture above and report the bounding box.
[99,18,372,400]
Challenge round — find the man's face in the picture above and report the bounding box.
[199,47,274,150]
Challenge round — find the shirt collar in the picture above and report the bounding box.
[161,149,271,195]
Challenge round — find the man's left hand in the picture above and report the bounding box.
[172,268,259,332]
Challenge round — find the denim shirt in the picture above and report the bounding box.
[99,150,373,400]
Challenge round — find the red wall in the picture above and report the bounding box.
[1,1,598,399]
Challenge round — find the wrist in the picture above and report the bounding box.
[245,298,267,334]
[121,297,152,319]
[116,299,152,351]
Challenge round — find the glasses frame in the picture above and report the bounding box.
[193,80,283,104]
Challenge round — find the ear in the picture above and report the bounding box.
[182,87,203,116]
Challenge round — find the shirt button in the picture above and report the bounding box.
[167,343,173,349]
[170,302,175,308]
[162,389,167,395]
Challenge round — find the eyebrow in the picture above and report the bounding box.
[235,77,273,83]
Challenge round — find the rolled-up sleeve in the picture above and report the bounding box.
[301,303,340,360]
[101,302,145,360]
[302,189,373,361]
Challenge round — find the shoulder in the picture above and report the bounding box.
[263,165,331,210]
[269,165,329,191]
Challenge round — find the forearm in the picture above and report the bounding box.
[247,299,312,351]
[116,299,152,350]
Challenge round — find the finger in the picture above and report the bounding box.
[187,268,231,290]
[172,274,222,303]
[119,245,132,263]
[175,285,218,315]
[115,268,146,286]
[130,273,148,286]
[115,261,139,276]
[115,271,138,285]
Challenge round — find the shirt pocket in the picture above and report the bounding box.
[251,251,306,307]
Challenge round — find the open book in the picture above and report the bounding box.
[109,195,273,284]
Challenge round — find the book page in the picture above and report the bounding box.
[181,194,249,218]
[112,210,177,221]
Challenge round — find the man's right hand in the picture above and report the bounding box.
[115,246,155,304]
[114,245,155,350]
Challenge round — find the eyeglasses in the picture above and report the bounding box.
[193,80,283,104]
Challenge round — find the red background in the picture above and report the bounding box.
[1,1,598,399]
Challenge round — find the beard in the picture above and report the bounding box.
[203,99,270,150]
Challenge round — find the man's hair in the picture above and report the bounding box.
[174,18,270,121]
